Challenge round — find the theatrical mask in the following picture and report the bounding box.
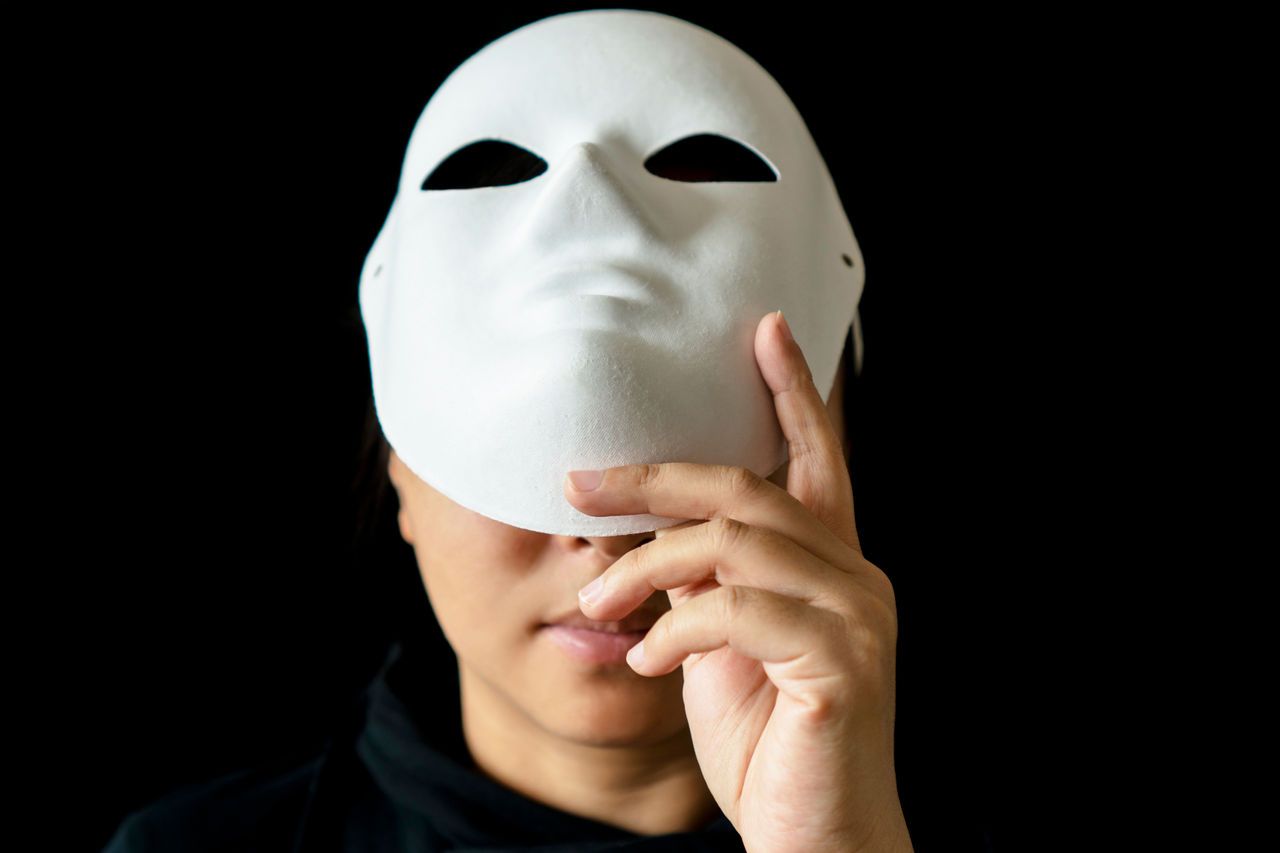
[361,10,864,535]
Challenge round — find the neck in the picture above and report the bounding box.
[458,663,718,835]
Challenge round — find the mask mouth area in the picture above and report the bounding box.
[643,133,778,183]
[422,139,549,190]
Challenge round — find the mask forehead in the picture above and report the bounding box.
[401,11,807,191]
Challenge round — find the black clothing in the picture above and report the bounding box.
[106,642,994,851]
[105,644,745,852]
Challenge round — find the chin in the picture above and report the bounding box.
[540,670,689,748]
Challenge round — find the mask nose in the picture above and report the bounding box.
[515,142,662,252]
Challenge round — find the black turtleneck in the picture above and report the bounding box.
[104,643,745,852]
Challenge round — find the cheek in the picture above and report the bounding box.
[410,498,549,653]
[420,567,498,661]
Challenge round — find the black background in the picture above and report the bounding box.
[43,3,1130,849]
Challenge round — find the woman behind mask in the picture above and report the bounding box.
[104,9,991,853]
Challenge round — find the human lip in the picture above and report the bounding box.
[540,610,659,664]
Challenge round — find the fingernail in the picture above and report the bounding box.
[626,639,645,669]
[567,470,604,491]
[578,575,604,605]
[776,310,794,342]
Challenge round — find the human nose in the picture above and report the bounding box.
[554,532,655,561]
[514,142,664,252]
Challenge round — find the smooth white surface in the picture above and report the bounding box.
[361,10,864,535]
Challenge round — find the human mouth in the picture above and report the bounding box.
[540,611,658,665]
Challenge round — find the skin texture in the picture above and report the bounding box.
[389,312,911,852]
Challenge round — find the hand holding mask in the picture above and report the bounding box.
[567,311,910,853]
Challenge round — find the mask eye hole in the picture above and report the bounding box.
[422,140,548,190]
[644,134,777,183]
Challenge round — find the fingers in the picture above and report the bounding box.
[626,585,856,686]
[755,311,859,549]
[563,312,859,553]
[579,518,856,621]
[567,462,853,572]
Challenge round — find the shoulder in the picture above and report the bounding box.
[103,753,323,853]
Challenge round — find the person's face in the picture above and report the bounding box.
[388,450,686,746]
[385,359,847,748]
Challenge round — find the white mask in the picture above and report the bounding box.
[361,10,864,536]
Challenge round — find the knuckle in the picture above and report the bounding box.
[717,584,752,622]
[854,625,884,666]
[705,516,750,555]
[632,463,664,489]
[799,685,843,724]
[876,600,900,644]
[860,575,900,632]
[720,465,763,503]
[788,429,841,469]
[786,432,819,460]
[841,608,895,673]
[824,573,863,618]
[860,559,896,601]
[628,543,661,591]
